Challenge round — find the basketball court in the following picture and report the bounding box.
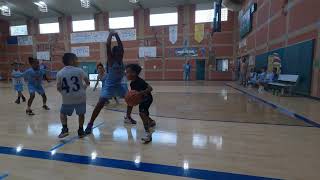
[0,0,320,180]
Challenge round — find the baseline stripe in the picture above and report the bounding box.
[225,83,320,128]
[0,173,8,180]
[0,146,280,180]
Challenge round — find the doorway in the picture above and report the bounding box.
[196,59,205,80]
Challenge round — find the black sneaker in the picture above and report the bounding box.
[85,124,93,135]
[141,132,152,144]
[15,99,20,104]
[58,128,69,138]
[42,105,50,110]
[78,128,85,138]
[22,97,26,102]
[124,117,137,125]
[26,109,35,116]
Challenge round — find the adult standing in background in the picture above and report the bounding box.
[183,61,191,81]
[240,57,248,86]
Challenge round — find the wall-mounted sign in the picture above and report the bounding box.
[71,46,90,57]
[18,36,33,46]
[139,47,157,58]
[71,31,109,44]
[37,51,50,61]
[175,48,198,57]
[113,29,136,41]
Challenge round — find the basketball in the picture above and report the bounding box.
[125,90,143,106]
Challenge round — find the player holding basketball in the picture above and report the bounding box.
[11,63,26,104]
[85,31,128,134]
[57,53,90,138]
[24,57,50,115]
[125,64,156,143]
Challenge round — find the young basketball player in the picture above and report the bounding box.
[24,57,50,115]
[93,63,120,104]
[125,64,156,143]
[11,63,26,104]
[56,53,90,138]
[85,31,128,134]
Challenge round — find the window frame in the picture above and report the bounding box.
[39,22,60,34]
[72,19,95,32]
[195,8,229,23]
[109,16,135,29]
[149,12,178,27]
[10,25,28,36]
[216,58,229,72]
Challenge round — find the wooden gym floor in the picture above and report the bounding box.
[0,81,319,180]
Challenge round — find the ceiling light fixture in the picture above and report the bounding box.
[33,1,48,12]
[129,0,139,3]
[80,0,90,8]
[0,5,11,16]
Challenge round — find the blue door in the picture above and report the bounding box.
[196,60,205,80]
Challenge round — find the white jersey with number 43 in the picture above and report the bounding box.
[56,66,88,105]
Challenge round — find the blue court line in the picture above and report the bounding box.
[49,122,105,152]
[225,83,320,128]
[104,107,313,128]
[0,146,280,180]
[0,173,8,180]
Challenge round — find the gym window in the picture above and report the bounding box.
[195,7,228,23]
[10,25,28,36]
[216,59,229,72]
[39,22,60,34]
[109,11,134,29]
[72,19,95,32]
[149,7,178,26]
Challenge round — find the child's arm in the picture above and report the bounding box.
[56,75,62,92]
[44,74,50,82]
[114,33,123,51]
[106,32,113,64]
[93,75,100,91]
[140,85,153,96]
[83,74,90,89]
[41,69,50,82]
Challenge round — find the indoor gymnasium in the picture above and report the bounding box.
[0,0,320,179]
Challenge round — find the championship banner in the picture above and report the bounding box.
[169,26,177,44]
[194,24,204,43]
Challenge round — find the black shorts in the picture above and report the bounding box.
[139,95,153,116]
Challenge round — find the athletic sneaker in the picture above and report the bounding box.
[78,128,85,138]
[15,99,20,104]
[141,132,152,144]
[124,117,137,125]
[58,128,69,138]
[85,124,93,135]
[42,105,50,110]
[22,96,26,102]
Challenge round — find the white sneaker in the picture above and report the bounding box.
[141,132,152,144]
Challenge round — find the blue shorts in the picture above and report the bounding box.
[60,103,86,116]
[15,84,23,92]
[28,85,45,95]
[100,85,128,100]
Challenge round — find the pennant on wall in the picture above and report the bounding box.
[169,26,178,44]
[194,24,204,43]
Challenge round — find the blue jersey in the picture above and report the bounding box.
[105,62,124,87]
[24,68,46,87]
[100,62,127,99]
[11,70,24,86]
